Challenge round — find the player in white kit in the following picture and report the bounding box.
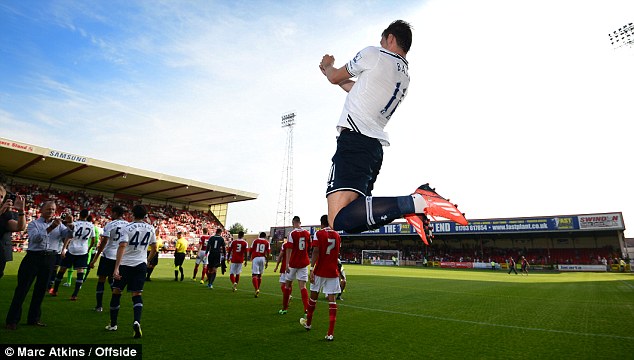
[50,209,95,300]
[89,205,128,312]
[105,205,157,339]
[320,20,443,242]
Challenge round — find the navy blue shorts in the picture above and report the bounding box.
[112,263,147,293]
[208,251,222,268]
[97,257,116,277]
[326,129,383,197]
[61,253,89,269]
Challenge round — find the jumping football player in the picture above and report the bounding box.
[319,20,466,244]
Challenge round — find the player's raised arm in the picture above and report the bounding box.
[320,54,353,87]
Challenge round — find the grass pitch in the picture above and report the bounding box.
[1,253,633,359]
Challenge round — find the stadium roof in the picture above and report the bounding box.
[0,137,258,207]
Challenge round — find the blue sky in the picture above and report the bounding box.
[1,0,633,237]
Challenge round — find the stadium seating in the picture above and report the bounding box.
[8,182,228,252]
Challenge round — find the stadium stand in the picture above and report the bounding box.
[6,182,231,254]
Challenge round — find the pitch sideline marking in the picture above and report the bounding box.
[198,281,634,340]
[340,303,634,340]
[616,278,634,291]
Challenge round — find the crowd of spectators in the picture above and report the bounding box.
[6,182,229,252]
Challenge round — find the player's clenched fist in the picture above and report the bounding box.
[320,54,335,73]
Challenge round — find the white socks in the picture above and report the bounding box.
[412,193,428,214]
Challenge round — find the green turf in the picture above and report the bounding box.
[1,252,633,359]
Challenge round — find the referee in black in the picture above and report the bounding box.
[5,200,71,330]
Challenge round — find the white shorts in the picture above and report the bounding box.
[286,267,308,282]
[310,275,341,295]
[195,250,208,265]
[279,272,287,283]
[251,257,266,275]
[229,263,243,275]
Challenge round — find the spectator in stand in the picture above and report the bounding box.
[508,257,518,275]
[1,185,27,279]
[174,231,187,281]
[6,200,71,330]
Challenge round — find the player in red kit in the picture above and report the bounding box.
[192,228,211,284]
[249,232,270,298]
[279,216,310,315]
[273,241,293,307]
[299,214,341,341]
[228,231,248,292]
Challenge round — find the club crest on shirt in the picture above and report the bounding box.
[353,51,362,63]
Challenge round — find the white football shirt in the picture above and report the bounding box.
[337,46,410,146]
[118,221,156,267]
[67,220,95,255]
[101,219,129,260]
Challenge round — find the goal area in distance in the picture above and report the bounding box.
[362,250,400,266]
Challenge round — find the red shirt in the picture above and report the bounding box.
[285,228,311,269]
[250,238,270,258]
[229,239,248,264]
[312,227,341,278]
[198,235,210,251]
